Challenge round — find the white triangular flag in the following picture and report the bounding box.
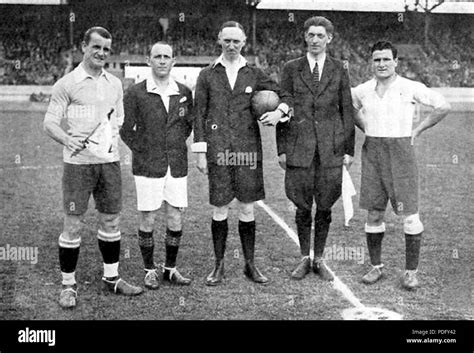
[88,120,113,158]
[342,165,356,226]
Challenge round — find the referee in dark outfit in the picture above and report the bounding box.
[121,42,193,289]
[277,16,355,281]
[193,21,290,285]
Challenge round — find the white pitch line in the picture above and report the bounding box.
[256,200,366,309]
[256,200,299,245]
[0,165,62,170]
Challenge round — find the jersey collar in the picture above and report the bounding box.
[73,63,109,83]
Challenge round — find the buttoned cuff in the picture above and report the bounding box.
[191,142,207,153]
[277,103,291,123]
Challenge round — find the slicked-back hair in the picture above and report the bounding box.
[303,16,334,36]
[149,41,174,57]
[83,26,112,44]
[371,41,398,59]
[219,21,246,37]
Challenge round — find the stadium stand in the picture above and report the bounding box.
[0,2,472,87]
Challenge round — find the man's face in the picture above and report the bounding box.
[305,25,332,56]
[82,32,112,71]
[148,43,174,78]
[218,27,246,60]
[372,49,398,80]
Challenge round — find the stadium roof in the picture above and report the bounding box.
[0,0,67,4]
[257,0,474,14]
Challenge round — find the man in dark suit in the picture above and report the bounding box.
[276,16,355,281]
[193,21,290,286]
[121,42,193,289]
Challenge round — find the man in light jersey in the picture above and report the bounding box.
[44,27,143,308]
[352,41,451,290]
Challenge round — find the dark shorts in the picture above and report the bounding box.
[62,162,122,215]
[359,136,418,215]
[208,162,265,207]
[285,152,342,212]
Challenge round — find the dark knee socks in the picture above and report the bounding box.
[405,233,422,270]
[211,219,228,263]
[295,208,312,257]
[314,210,331,259]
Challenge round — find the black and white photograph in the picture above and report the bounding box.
[0,0,472,352]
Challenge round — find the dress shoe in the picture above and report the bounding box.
[291,257,311,280]
[402,270,419,290]
[312,259,334,281]
[206,261,225,286]
[244,262,269,284]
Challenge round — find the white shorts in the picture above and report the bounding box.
[134,168,188,211]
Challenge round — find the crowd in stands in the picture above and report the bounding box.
[0,8,70,85]
[0,5,472,87]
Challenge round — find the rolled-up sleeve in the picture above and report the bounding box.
[351,86,363,111]
[413,83,448,110]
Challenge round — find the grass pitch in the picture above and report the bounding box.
[0,105,472,321]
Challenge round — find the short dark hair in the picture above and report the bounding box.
[149,41,173,57]
[83,26,112,44]
[219,21,246,36]
[303,16,334,36]
[371,41,398,59]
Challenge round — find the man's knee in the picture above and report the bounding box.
[367,210,385,224]
[295,207,312,227]
[213,204,229,221]
[366,210,385,233]
[63,214,85,239]
[237,201,254,222]
[404,213,424,235]
[315,209,331,224]
[99,212,120,233]
[166,205,183,231]
[139,211,156,232]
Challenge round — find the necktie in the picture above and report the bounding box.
[312,62,320,90]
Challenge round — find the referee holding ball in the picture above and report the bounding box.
[193,21,290,286]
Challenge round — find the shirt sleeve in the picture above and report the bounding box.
[120,87,142,153]
[115,81,125,127]
[277,102,291,122]
[44,80,69,127]
[191,69,209,152]
[412,82,447,110]
[351,86,363,111]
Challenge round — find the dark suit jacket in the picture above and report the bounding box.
[120,80,193,178]
[193,62,287,164]
[276,55,355,168]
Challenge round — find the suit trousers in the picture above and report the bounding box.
[285,150,342,212]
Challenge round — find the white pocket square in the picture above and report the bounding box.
[245,86,253,93]
[179,96,187,103]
